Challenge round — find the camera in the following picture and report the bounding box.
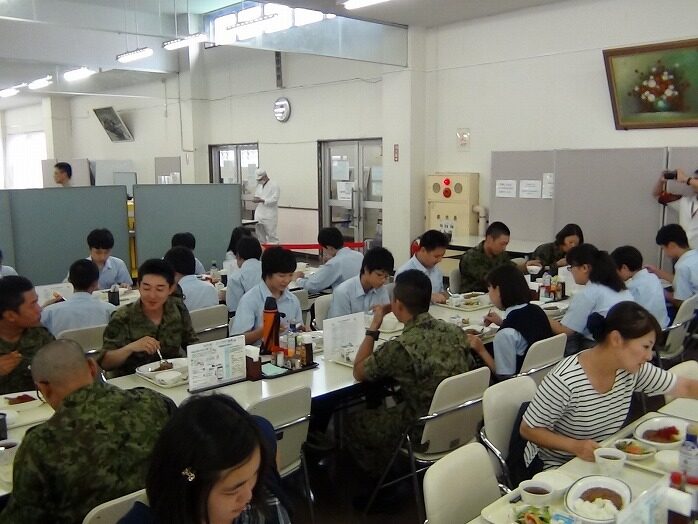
[663,170,678,180]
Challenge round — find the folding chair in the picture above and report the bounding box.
[291,289,312,325]
[657,294,698,365]
[312,294,333,330]
[58,324,107,358]
[665,360,698,403]
[82,489,147,523]
[448,268,461,295]
[189,304,229,342]
[516,333,566,385]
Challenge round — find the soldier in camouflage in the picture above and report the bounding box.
[348,270,472,478]
[529,223,584,276]
[101,259,198,376]
[0,340,175,524]
[0,276,54,395]
[458,221,513,292]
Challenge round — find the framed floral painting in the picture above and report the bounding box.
[603,38,698,129]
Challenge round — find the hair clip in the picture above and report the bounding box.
[181,467,196,482]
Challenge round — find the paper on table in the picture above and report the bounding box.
[519,180,542,199]
[188,335,246,393]
[324,313,365,364]
[261,363,287,376]
[337,181,353,201]
[495,180,517,198]
[332,160,350,181]
[542,172,554,199]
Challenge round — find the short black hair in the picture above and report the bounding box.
[486,221,511,240]
[163,247,196,276]
[361,247,394,274]
[0,276,34,319]
[236,237,262,261]
[567,243,625,292]
[587,301,661,343]
[393,269,431,316]
[227,226,253,254]
[610,245,643,272]
[138,259,175,286]
[171,232,196,250]
[317,227,344,250]
[261,247,296,280]
[656,224,689,249]
[87,228,115,250]
[419,230,449,251]
[555,224,584,246]
[68,259,100,292]
[485,264,530,309]
[54,162,72,179]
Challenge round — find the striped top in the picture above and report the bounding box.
[523,354,676,469]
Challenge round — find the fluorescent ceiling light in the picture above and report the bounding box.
[293,8,323,26]
[28,75,53,90]
[325,13,336,19]
[163,33,208,50]
[63,67,96,82]
[116,47,153,64]
[0,87,19,98]
[343,0,391,9]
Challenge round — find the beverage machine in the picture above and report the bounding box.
[425,173,479,238]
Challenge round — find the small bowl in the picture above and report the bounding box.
[613,438,655,460]
[527,265,543,275]
[594,447,626,477]
[0,440,19,466]
[634,416,688,450]
[532,470,574,501]
[519,479,554,505]
[655,449,680,472]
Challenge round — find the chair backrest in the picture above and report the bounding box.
[35,282,74,305]
[384,282,395,302]
[190,304,229,342]
[518,333,567,385]
[313,294,333,330]
[247,386,311,476]
[82,489,148,523]
[665,360,698,403]
[423,442,500,524]
[57,324,107,354]
[420,367,491,453]
[482,376,537,461]
[448,268,461,295]
[291,289,310,310]
[663,294,698,359]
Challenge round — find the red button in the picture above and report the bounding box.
[443,188,452,198]
[443,178,451,186]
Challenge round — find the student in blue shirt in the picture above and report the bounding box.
[171,232,206,275]
[293,227,363,293]
[611,245,670,329]
[231,247,304,345]
[328,247,394,319]
[226,236,263,314]
[163,247,218,312]
[468,264,553,377]
[41,259,116,337]
[0,249,18,279]
[84,229,132,289]
[395,229,449,303]
[550,244,634,355]
[650,224,698,308]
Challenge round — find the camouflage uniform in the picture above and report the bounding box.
[0,381,174,524]
[347,312,471,476]
[458,241,512,293]
[102,297,198,376]
[531,241,565,276]
[0,327,54,394]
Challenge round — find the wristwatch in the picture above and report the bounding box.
[365,329,380,341]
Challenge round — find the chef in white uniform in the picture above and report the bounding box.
[253,169,280,244]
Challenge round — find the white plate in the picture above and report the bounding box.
[136,357,188,376]
[379,313,404,334]
[564,475,631,524]
[0,391,42,412]
[633,416,688,450]
[613,438,656,460]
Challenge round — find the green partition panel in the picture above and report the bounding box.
[133,184,242,270]
[0,191,15,268]
[9,187,129,285]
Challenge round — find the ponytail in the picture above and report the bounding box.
[586,301,661,343]
[567,244,626,292]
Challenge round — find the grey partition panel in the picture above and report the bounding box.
[490,151,556,244]
[133,184,242,269]
[555,148,666,266]
[9,187,129,285]
[0,191,15,267]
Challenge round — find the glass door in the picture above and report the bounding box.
[209,143,258,219]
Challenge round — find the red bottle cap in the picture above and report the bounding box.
[670,471,683,487]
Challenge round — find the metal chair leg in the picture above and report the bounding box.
[405,435,425,524]
[363,434,405,516]
[300,450,315,524]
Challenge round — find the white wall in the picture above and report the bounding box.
[3,104,43,135]
[425,0,698,208]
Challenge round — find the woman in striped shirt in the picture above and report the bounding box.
[521,301,698,470]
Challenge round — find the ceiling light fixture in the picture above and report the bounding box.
[0,87,21,98]
[63,67,96,82]
[343,0,391,10]
[116,46,154,63]
[28,75,53,90]
[163,32,208,50]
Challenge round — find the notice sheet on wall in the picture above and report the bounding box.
[337,181,353,201]
[519,180,542,199]
[495,180,517,198]
[542,172,555,199]
[188,335,247,393]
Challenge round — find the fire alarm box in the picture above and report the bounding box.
[425,173,479,237]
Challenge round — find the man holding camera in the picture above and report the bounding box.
[653,168,698,248]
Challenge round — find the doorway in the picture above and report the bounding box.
[209,143,259,219]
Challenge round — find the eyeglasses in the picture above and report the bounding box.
[35,387,45,404]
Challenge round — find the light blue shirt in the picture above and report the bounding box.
[395,255,444,294]
[40,292,116,337]
[296,247,364,293]
[673,249,698,301]
[561,282,634,340]
[327,275,390,319]
[179,275,219,312]
[0,265,17,278]
[226,259,262,313]
[194,257,206,275]
[230,282,303,345]
[493,304,529,376]
[88,256,133,289]
[627,269,670,328]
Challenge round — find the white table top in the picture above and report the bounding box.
[450,235,545,255]
[659,397,698,421]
